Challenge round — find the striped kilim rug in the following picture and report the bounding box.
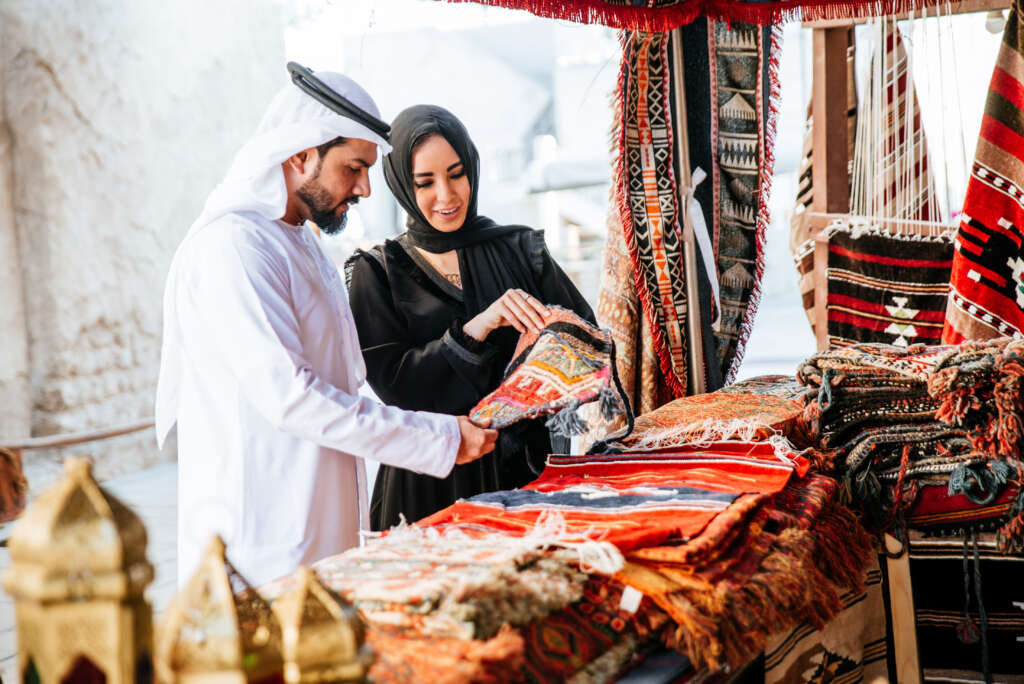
[944,0,1024,343]
[825,224,953,348]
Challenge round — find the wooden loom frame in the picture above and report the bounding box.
[800,4,1009,682]
[798,0,1010,352]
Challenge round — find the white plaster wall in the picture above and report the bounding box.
[1,0,284,480]
[0,58,31,441]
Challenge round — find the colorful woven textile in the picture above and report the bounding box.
[469,307,628,434]
[419,442,807,553]
[367,625,526,684]
[944,0,1024,343]
[614,473,873,672]
[615,30,691,397]
[519,579,670,684]
[825,224,953,348]
[259,529,587,641]
[612,387,807,451]
[603,21,779,401]
[593,209,675,430]
[707,21,779,383]
[764,557,889,684]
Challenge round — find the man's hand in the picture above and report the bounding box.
[455,416,498,465]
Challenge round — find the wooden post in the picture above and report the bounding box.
[670,29,707,395]
[885,534,922,684]
[810,27,852,350]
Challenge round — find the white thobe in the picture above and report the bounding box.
[160,212,459,587]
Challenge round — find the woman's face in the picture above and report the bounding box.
[411,134,471,232]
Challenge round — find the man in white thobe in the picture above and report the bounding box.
[156,66,497,587]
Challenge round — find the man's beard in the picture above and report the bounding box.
[296,174,356,236]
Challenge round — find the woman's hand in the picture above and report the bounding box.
[463,288,551,341]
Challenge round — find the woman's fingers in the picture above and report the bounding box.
[505,289,546,330]
[496,301,526,332]
[521,290,550,319]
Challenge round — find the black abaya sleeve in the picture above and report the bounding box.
[348,254,501,414]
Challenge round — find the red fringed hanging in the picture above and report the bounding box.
[434,0,959,29]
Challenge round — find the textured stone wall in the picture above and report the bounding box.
[1,1,284,481]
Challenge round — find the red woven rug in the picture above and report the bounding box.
[418,442,808,552]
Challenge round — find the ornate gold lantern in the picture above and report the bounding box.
[271,566,372,684]
[2,457,155,684]
[155,536,283,684]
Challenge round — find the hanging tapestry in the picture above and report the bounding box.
[418,442,807,552]
[432,0,971,30]
[944,0,1024,343]
[825,224,954,348]
[615,30,691,397]
[469,307,629,435]
[909,535,1024,684]
[603,21,778,403]
[593,210,675,425]
[764,557,890,684]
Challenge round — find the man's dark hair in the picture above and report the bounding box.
[316,136,348,161]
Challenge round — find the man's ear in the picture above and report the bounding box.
[286,148,315,176]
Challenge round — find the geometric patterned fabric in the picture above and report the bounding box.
[603,21,777,405]
[944,0,1024,343]
[826,224,953,348]
[468,307,627,430]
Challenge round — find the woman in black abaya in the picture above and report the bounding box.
[347,105,595,531]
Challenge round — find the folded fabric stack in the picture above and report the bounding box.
[614,473,873,672]
[419,428,872,678]
[798,341,1024,547]
[256,374,873,681]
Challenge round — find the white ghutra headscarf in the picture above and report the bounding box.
[155,70,390,447]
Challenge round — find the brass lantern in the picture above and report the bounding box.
[155,536,283,684]
[271,566,372,683]
[2,457,155,684]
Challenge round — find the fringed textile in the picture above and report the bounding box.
[799,339,1024,549]
[944,0,1024,344]
[418,442,808,553]
[614,473,874,672]
[606,22,778,403]
[432,0,975,30]
[611,380,811,451]
[469,307,630,436]
[824,223,953,348]
[519,579,670,683]
[259,530,588,641]
[764,557,890,684]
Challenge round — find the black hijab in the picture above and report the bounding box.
[382,105,538,317]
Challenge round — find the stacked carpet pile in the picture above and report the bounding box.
[798,340,1024,549]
